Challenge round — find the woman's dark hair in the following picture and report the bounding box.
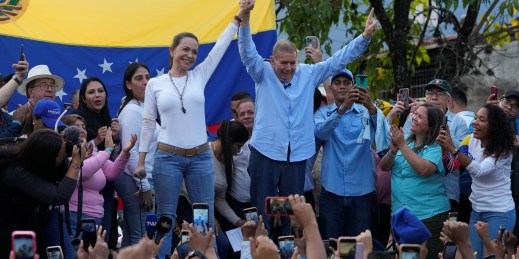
[407,103,444,153]
[118,62,150,115]
[217,120,249,192]
[313,88,323,113]
[481,104,515,159]
[77,77,111,142]
[169,32,199,69]
[0,129,65,183]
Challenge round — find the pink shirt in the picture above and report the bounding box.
[68,150,128,218]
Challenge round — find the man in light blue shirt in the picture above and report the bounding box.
[238,9,378,234]
[403,79,469,211]
[314,69,386,238]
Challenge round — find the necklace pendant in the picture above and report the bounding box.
[181,107,186,113]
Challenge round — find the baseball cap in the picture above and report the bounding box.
[33,99,65,128]
[425,79,452,94]
[331,69,354,83]
[504,89,519,99]
[391,208,431,245]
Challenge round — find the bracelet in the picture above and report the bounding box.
[12,75,23,86]
[234,15,242,24]
[338,105,346,114]
[70,161,81,169]
[105,147,113,154]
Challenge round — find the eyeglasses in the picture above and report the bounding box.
[500,98,519,113]
[31,82,57,91]
[425,90,449,97]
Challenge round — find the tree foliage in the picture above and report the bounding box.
[276,0,519,96]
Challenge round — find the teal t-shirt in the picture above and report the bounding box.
[391,141,450,220]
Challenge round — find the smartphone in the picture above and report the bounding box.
[441,116,448,129]
[368,251,394,259]
[12,231,36,259]
[490,85,498,101]
[193,203,209,235]
[265,197,293,216]
[46,246,64,259]
[244,207,259,224]
[499,225,506,246]
[447,212,458,222]
[356,74,368,89]
[305,36,318,49]
[399,244,421,259]
[180,230,190,244]
[443,241,457,259]
[19,44,24,61]
[338,237,357,259]
[80,218,97,251]
[63,102,72,110]
[398,88,410,108]
[278,235,295,259]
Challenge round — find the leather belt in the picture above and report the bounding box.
[158,143,209,156]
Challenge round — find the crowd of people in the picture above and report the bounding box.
[1,0,519,258]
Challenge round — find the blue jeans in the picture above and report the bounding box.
[61,211,102,259]
[469,209,516,259]
[115,173,153,247]
[153,148,215,258]
[248,147,306,236]
[319,188,378,239]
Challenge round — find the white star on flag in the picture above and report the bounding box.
[129,58,139,64]
[74,68,87,84]
[98,58,114,74]
[56,88,68,102]
[156,67,165,77]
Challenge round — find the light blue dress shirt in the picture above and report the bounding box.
[314,103,377,196]
[238,26,370,162]
[391,142,450,220]
[403,109,468,202]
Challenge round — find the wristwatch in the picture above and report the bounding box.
[188,250,206,259]
[12,75,23,86]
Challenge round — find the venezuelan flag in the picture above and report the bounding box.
[0,0,276,130]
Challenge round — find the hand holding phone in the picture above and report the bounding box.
[265,197,292,216]
[193,203,209,235]
[46,246,64,259]
[12,231,36,259]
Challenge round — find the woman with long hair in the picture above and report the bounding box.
[115,62,157,247]
[380,103,449,259]
[0,129,85,258]
[210,120,250,231]
[438,104,515,258]
[136,1,254,256]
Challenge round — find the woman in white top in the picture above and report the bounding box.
[210,120,249,231]
[136,1,255,257]
[438,104,515,258]
[115,62,158,247]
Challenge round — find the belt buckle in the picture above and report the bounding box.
[185,148,195,157]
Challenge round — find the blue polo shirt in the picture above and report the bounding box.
[238,26,370,162]
[314,103,377,196]
[391,142,450,220]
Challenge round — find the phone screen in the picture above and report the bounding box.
[339,239,356,259]
[443,242,457,259]
[265,197,292,216]
[193,203,209,235]
[181,230,190,244]
[46,246,64,259]
[398,88,410,108]
[356,74,368,89]
[244,207,259,224]
[400,246,420,259]
[81,219,97,251]
[13,234,35,259]
[490,85,498,100]
[278,236,295,258]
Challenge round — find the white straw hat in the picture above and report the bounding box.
[17,64,65,96]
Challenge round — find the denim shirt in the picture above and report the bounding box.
[314,103,377,196]
[238,25,370,162]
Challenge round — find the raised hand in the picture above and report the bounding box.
[362,8,378,39]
